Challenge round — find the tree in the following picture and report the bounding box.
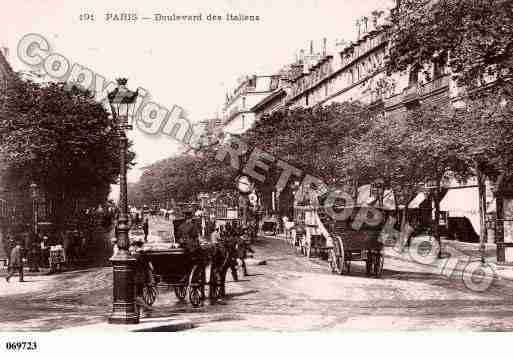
[351,104,472,250]
[387,0,513,95]
[0,77,133,226]
[129,151,237,206]
[241,102,372,207]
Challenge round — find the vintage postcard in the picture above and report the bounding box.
[0,0,512,357]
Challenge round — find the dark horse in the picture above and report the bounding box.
[208,237,239,301]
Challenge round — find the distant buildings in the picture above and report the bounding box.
[221,75,280,137]
[0,46,12,89]
[218,2,459,132]
[214,2,513,253]
[0,47,13,254]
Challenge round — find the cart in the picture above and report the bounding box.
[261,218,278,236]
[49,244,65,272]
[321,206,386,278]
[293,206,331,258]
[137,244,225,308]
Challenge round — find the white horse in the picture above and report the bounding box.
[283,217,295,244]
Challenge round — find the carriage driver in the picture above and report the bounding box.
[177,211,200,252]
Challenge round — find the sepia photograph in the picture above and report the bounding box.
[0,0,513,356]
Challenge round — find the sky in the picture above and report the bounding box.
[0,0,395,199]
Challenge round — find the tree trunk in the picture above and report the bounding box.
[496,195,505,263]
[477,168,487,262]
[353,178,359,204]
[433,180,442,258]
[400,206,408,250]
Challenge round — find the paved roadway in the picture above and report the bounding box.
[1,216,513,331]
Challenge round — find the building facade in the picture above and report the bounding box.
[221,75,280,136]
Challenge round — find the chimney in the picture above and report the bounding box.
[310,40,314,55]
[323,38,327,56]
[1,46,8,60]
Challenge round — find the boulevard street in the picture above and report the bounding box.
[1,217,513,331]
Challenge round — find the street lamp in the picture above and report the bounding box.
[107,78,139,325]
[30,182,39,235]
[370,179,384,208]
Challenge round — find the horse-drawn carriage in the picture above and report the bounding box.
[134,217,237,308]
[261,217,278,236]
[136,244,228,307]
[293,206,330,258]
[320,205,387,278]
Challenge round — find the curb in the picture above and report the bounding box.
[53,318,194,333]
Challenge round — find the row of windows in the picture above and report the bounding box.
[0,199,8,219]
[290,48,386,104]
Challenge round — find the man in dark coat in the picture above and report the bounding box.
[236,227,255,276]
[6,239,24,282]
[142,217,149,242]
[177,212,200,251]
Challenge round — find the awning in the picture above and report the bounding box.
[440,187,480,235]
[382,189,396,210]
[408,192,426,209]
[357,184,373,205]
[486,199,496,214]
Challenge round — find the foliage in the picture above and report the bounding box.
[241,102,372,189]
[128,151,237,206]
[387,0,513,95]
[456,97,513,181]
[127,102,372,208]
[353,104,472,205]
[0,77,133,222]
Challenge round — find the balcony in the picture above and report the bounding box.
[418,75,449,97]
[402,85,419,105]
[384,75,450,109]
[384,92,402,108]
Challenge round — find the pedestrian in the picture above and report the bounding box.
[6,239,25,282]
[168,210,176,242]
[3,231,15,264]
[142,217,149,242]
[177,212,200,251]
[237,228,255,276]
[210,227,221,244]
[221,223,239,281]
[40,235,49,268]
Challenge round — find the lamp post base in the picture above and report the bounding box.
[108,252,139,325]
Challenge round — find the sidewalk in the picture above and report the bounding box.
[53,316,194,333]
[264,231,513,282]
[385,237,513,282]
[0,268,59,295]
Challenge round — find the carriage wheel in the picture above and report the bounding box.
[189,285,202,307]
[174,285,187,300]
[210,271,225,301]
[332,237,345,275]
[305,243,312,258]
[344,260,351,274]
[142,284,158,306]
[188,264,205,307]
[208,266,220,301]
[373,252,384,278]
[328,248,338,273]
[365,254,373,276]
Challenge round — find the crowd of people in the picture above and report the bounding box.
[2,203,117,283]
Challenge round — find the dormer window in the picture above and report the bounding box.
[408,65,419,87]
[433,57,446,79]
